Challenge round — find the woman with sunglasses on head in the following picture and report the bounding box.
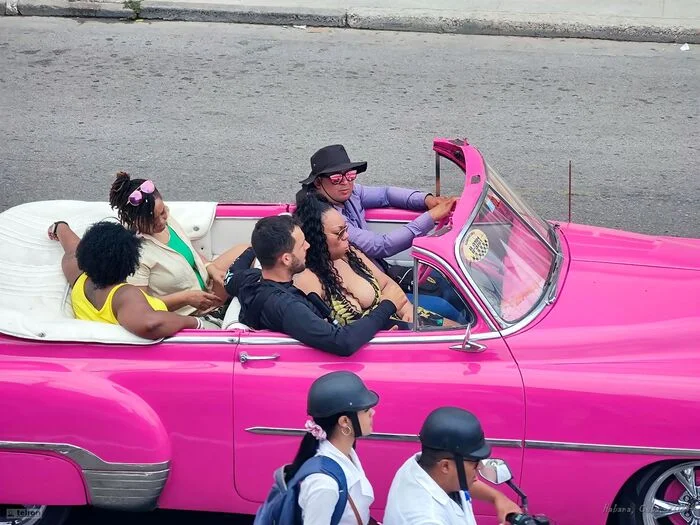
[109,172,245,317]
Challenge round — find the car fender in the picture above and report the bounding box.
[0,450,87,506]
[0,366,171,511]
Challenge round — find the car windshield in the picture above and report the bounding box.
[458,164,557,324]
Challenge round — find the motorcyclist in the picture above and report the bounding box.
[383,407,521,525]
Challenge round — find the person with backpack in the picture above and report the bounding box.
[255,371,379,525]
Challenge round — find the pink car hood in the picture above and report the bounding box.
[516,222,700,351]
[560,222,700,271]
[505,223,700,455]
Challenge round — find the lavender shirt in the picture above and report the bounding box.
[336,183,434,262]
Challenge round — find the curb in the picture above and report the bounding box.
[6,1,700,44]
[346,8,700,43]
[139,3,345,26]
[16,0,130,17]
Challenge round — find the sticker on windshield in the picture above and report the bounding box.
[462,229,489,262]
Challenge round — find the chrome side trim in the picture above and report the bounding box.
[412,247,498,334]
[164,335,239,344]
[0,441,166,471]
[238,332,497,346]
[525,440,700,458]
[244,427,521,447]
[240,432,700,458]
[0,441,170,511]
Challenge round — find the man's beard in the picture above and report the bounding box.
[290,255,306,275]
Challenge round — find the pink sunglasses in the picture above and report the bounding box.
[326,170,358,185]
[128,180,156,206]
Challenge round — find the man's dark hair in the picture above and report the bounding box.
[76,221,143,288]
[251,215,299,269]
[418,447,455,471]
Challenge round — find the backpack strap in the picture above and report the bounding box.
[288,456,349,525]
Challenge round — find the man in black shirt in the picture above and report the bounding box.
[224,215,403,356]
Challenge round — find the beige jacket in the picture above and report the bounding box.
[127,216,209,316]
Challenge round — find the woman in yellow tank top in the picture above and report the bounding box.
[49,220,203,338]
[71,273,168,324]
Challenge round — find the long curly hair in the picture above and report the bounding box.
[108,171,162,233]
[293,194,374,306]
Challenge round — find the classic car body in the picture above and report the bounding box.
[1,138,699,525]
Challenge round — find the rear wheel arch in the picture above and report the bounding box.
[606,459,700,525]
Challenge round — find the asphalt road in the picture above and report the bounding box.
[0,18,698,237]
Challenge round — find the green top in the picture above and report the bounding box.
[166,225,207,291]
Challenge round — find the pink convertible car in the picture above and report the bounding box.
[1,138,698,525]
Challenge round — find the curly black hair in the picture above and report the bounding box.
[109,171,162,233]
[293,194,374,306]
[76,221,143,288]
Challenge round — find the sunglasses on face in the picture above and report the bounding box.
[128,180,155,206]
[326,170,358,185]
[327,224,349,240]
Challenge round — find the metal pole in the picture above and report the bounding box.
[568,160,572,223]
[435,152,441,197]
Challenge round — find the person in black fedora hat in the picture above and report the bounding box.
[299,144,369,187]
[383,407,521,525]
[296,144,464,319]
[297,145,456,271]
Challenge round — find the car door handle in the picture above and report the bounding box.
[239,351,280,363]
[449,341,487,353]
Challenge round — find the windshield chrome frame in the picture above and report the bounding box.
[454,181,563,330]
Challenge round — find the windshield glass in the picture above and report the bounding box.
[458,169,556,323]
[485,162,553,244]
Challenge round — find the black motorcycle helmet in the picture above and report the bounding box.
[419,407,491,492]
[307,371,379,438]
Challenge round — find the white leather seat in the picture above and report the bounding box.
[0,200,217,344]
[221,259,261,331]
[222,298,252,330]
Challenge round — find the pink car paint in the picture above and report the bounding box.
[1,138,698,525]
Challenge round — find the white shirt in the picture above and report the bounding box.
[298,440,375,525]
[383,454,478,525]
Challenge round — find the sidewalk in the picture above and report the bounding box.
[4,0,700,43]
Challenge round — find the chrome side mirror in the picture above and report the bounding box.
[478,458,513,484]
[450,324,487,353]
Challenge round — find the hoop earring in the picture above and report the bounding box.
[341,426,352,436]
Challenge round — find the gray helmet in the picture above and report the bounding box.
[307,371,379,419]
[419,407,491,461]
